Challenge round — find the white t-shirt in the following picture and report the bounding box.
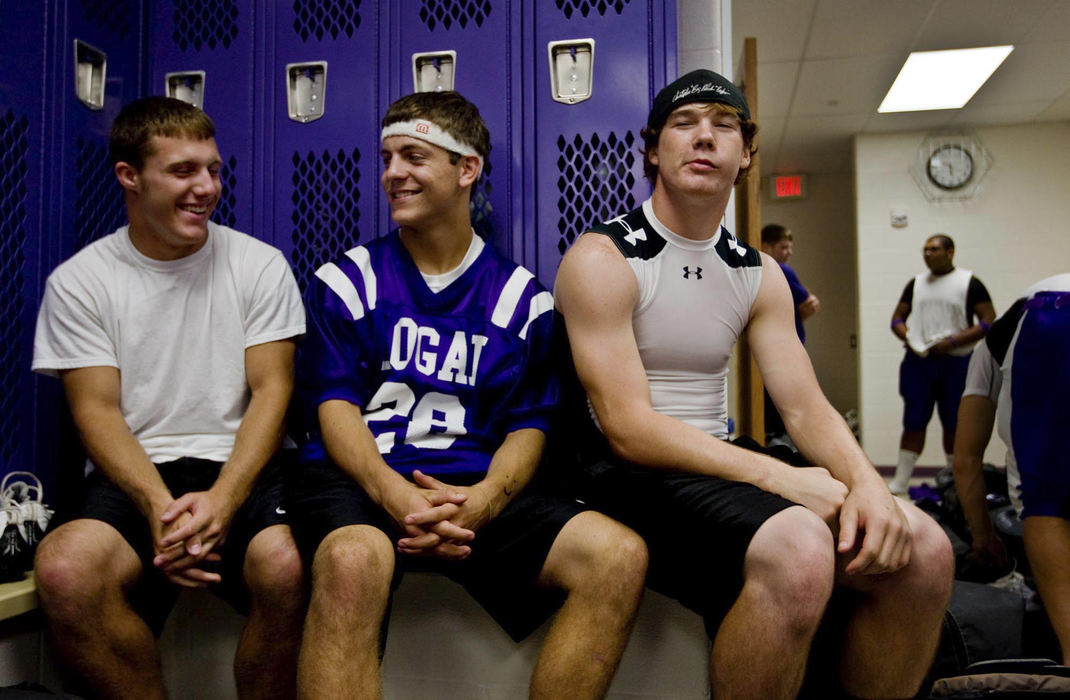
[32,223,306,465]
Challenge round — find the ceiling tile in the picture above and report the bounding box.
[806,0,934,58]
[732,0,816,64]
[792,55,904,116]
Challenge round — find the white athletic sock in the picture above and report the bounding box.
[889,449,919,494]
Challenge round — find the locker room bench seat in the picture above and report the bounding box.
[0,571,711,697]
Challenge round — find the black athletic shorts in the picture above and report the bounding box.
[46,452,293,635]
[288,459,586,641]
[571,435,801,638]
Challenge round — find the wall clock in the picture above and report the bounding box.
[911,132,991,201]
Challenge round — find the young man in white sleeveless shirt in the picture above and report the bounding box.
[554,69,954,699]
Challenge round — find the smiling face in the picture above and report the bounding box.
[380,134,476,233]
[118,135,222,260]
[764,238,793,264]
[649,103,751,201]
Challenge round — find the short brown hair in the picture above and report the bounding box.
[761,224,792,246]
[109,96,215,169]
[381,91,491,168]
[640,103,758,185]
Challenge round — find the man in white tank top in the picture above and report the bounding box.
[555,69,953,699]
[889,235,995,494]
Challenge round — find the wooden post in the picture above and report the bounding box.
[735,37,765,442]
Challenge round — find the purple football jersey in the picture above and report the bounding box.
[299,232,557,476]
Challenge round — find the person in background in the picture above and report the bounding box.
[761,223,820,443]
[889,234,995,495]
[952,272,1070,663]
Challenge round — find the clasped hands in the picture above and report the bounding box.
[386,470,497,561]
[149,488,237,589]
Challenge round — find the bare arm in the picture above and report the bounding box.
[318,399,473,558]
[798,293,820,320]
[750,254,910,574]
[931,300,997,356]
[59,366,216,586]
[156,339,297,568]
[554,234,847,524]
[405,428,546,553]
[891,301,911,342]
[951,394,1008,567]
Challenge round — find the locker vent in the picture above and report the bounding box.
[211,156,239,228]
[470,160,493,240]
[173,0,239,51]
[419,0,492,31]
[79,0,136,40]
[290,148,362,291]
[555,131,636,255]
[293,0,362,41]
[0,109,29,465]
[555,0,631,19]
[75,136,125,251]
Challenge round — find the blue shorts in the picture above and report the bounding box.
[899,351,971,432]
[1011,293,1070,519]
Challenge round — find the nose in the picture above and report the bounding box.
[382,153,405,181]
[191,167,218,197]
[693,118,716,148]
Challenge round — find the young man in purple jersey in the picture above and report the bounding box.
[554,69,954,698]
[289,91,646,699]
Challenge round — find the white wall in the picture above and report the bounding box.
[856,122,1070,467]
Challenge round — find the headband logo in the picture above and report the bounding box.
[415,121,431,134]
[672,82,731,103]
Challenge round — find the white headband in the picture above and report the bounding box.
[381,119,483,176]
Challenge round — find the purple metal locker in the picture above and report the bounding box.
[146,0,257,237]
[530,0,675,287]
[0,0,50,481]
[271,0,384,293]
[389,1,521,261]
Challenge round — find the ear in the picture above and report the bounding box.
[457,154,482,188]
[739,147,752,171]
[648,145,659,167]
[114,161,139,191]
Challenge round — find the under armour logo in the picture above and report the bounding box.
[683,266,703,279]
[606,214,647,246]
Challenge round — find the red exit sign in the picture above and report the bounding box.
[770,175,806,199]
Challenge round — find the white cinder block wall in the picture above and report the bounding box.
[856,122,1070,468]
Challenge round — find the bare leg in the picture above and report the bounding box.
[711,506,835,700]
[297,525,394,700]
[530,511,647,699]
[234,524,306,700]
[1024,516,1070,665]
[34,519,166,700]
[837,500,953,698]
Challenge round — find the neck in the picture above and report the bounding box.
[398,208,474,275]
[649,181,730,241]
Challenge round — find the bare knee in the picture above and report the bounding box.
[310,526,394,611]
[35,522,135,623]
[542,512,648,599]
[745,507,835,632]
[889,509,954,608]
[245,525,306,607]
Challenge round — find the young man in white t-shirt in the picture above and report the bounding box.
[32,97,306,699]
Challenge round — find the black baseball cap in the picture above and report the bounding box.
[646,69,751,131]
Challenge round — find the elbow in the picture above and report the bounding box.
[599,413,650,465]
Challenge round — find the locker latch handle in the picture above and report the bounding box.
[74,40,106,111]
[286,62,328,123]
[165,71,206,109]
[548,38,595,105]
[413,51,456,93]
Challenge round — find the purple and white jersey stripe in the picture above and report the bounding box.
[299,232,557,477]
